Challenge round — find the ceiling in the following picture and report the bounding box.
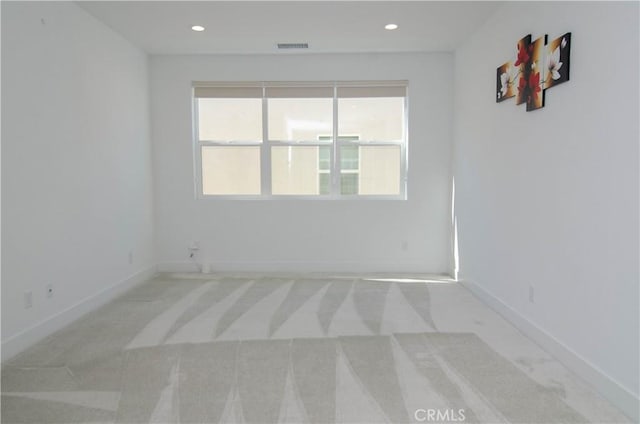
[77,1,502,55]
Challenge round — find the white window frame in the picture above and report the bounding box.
[192,81,408,200]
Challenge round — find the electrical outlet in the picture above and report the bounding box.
[528,285,535,303]
[24,291,33,309]
[401,240,408,251]
[128,250,134,265]
[46,283,54,299]
[188,241,200,258]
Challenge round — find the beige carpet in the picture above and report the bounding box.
[1,275,630,423]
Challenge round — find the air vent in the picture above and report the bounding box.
[277,43,309,49]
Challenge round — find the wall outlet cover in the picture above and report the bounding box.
[24,291,33,309]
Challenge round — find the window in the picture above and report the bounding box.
[194,86,263,195]
[194,82,407,198]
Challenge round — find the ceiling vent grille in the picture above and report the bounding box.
[277,43,309,49]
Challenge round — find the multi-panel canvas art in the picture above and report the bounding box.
[495,61,517,102]
[545,32,571,90]
[513,34,532,106]
[497,32,571,112]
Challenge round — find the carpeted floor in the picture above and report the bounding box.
[1,274,630,423]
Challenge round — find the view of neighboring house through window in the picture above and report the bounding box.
[318,135,360,195]
[194,82,407,198]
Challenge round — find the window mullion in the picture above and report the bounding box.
[193,97,203,198]
[402,93,409,198]
[331,85,340,197]
[261,88,271,196]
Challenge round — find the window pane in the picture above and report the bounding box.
[198,98,262,142]
[271,146,330,195]
[339,145,359,195]
[318,147,330,171]
[341,145,359,170]
[358,145,401,195]
[319,173,330,195]
[201,146,261,195]
[341,173,359,195]
[268,98,333,142]
[338,97,404,141]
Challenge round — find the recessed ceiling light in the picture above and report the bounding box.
[191,25,205,32]
[385,23,398,30]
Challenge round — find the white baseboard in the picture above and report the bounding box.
[1,265,157,363]
[156,260,437,274]
[157,261,201,273]
[459,279,639,422]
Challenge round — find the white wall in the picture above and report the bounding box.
[1,1,155,357]
[151,53,453,273]
[453,1,639,419]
